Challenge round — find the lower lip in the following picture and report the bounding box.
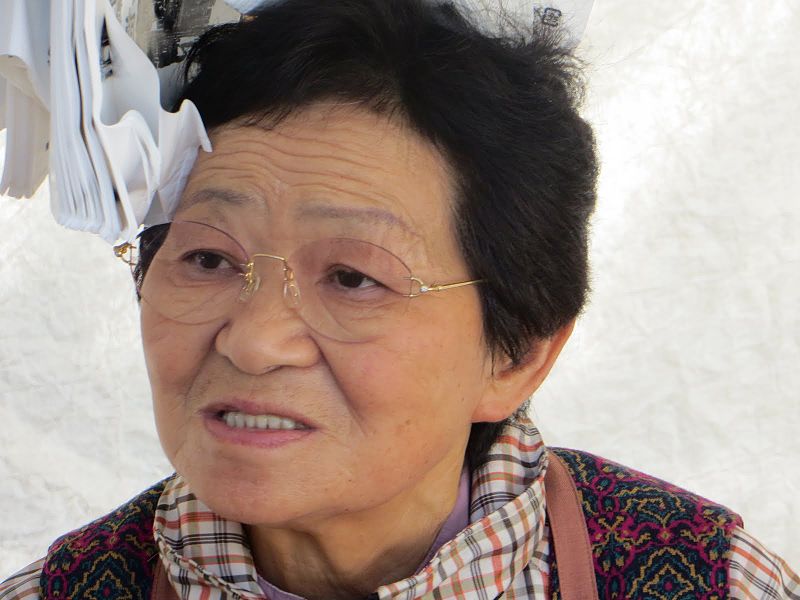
[203,414,315,449]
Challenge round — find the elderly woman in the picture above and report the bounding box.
[1,1,798,599]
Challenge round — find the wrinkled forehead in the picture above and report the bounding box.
[176,105,465,267]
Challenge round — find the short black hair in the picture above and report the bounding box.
[137,0,597,469]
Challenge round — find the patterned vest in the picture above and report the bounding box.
[548,449,743,600]
[40,477,168,600]
[39,449,743,599]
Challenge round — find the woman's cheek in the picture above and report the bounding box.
[141,309,216,394]
[322,332,447,425]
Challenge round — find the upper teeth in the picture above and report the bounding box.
[223,411,307,430]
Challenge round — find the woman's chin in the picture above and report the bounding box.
[168,438,334,525]
[181,467,309,525]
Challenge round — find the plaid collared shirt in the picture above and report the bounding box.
[3,417,799,599]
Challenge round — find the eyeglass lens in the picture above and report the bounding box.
[139,221,415,342]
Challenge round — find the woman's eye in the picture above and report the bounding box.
[332,268,380,289]
[186,251,234,271]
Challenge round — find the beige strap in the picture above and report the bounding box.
[151,559,180,600]
[544,451,600,600]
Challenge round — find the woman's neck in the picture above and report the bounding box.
[245,457,466,600]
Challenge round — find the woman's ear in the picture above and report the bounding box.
[471,319,576,423]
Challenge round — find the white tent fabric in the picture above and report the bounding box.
[1,0,798,579]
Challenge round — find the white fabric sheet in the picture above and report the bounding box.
[1,0,798,578]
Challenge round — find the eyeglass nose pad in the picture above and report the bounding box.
[283,267,301,307]
[283,282,301,307]
[239,263,261,302]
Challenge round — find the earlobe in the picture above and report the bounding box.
[471,319,576,423]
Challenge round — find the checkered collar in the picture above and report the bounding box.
[153,415,550,599]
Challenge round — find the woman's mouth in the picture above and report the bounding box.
[218,410,310,431]
[203,406,315,448]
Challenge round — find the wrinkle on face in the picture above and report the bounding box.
[143,102,492,598]
[177,106,459,275]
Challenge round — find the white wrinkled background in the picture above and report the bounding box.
[1,0,798,580]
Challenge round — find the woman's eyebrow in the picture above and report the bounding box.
[294,202,419,237]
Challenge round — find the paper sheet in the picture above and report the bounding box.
[0,0,51,198]
[0,0,212,242]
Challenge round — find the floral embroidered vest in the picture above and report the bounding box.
[39,449,742,599]
[40,477,168,599]
[548,449,743,600]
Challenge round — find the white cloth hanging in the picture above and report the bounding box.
[223,0,595,47]
[0,0,211,243]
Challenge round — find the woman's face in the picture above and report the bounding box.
[141,104,507,526]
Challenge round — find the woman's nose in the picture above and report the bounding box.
[214,267,320,375]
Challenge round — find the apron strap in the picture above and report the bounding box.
[544,450,600,600]
[151,559,179,600]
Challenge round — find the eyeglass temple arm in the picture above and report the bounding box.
[404,276,484,298]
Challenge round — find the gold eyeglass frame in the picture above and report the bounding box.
[240,253,484,301]
[114,242,136,266]
[114,238,485,301]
